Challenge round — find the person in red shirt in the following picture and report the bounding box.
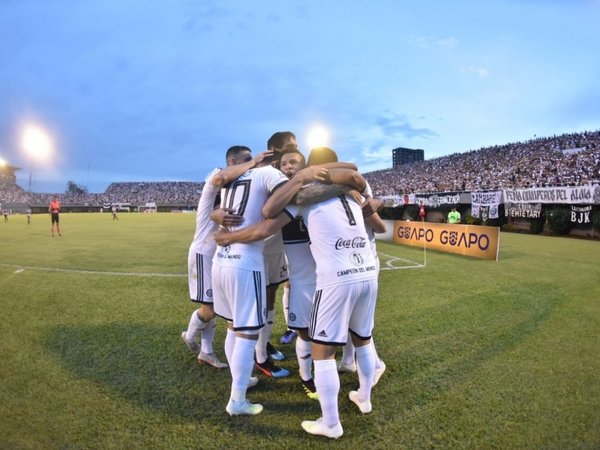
[48,197,62,237]
[419,203,426,221]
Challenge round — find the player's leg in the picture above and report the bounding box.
[339,338,357,373]
[347,279,378,413]
[182,251,207,354]
[303,342,343,438]
[302,286,352,438]
[225,268,266,415]
[288,279,317,398]
[182,252,227,368]
[280,282,297,344]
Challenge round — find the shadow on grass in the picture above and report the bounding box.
[383,285,561,410]
[43,323,325,440]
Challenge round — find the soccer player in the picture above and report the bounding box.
[181,146,272,370]
[211,147,327,416]
[215,146,360,400]
[215,148,377,437]
[337,183,388,386]
[254,131,296,379]
[49,196,61,237]
[265,148,379,438]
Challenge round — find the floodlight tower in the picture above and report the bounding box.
[306,125,330,150]
[21,124,53,192]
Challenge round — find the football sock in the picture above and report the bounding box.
[224,328,236,366]
[314,359,340,428]
[341,339,355,366]
[230,336,257,402]
[355,341,376,402]
[185,310,207,343]
[282,286,290,324]
[372,337,384,370]
[200,317,217,354]
[296,336,313,381]
[255,309,275,363]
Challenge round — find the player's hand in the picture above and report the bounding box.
[253,150,275,165]
[361,197,383,218]
[213,228,231,246]
[296,166,330,184]
[210,208,244,226]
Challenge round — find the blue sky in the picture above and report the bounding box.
[1,0,599,193]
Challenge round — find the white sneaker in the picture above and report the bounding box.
[180,332,200,355]
[373,360,386,386]
[198,352,228,369]
[349,390,372,414]
[337,361,357,373]
[301,418,343,439]
[247,376,259,389]
[226,399,263,416]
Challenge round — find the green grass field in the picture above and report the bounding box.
[1,212,598,449]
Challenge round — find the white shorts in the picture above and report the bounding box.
[212,265,266,333]
[287,280,317,331]
[264,251,288,287]
[309,279,378,346]
[188,250,213,303]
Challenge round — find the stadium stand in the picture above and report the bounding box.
[364,130,600,196]
[1,130,599,208]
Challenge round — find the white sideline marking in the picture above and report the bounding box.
[0,263,185,278]
[1,251,422,277]
[378,252,424,270]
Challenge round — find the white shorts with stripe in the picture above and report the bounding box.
[212,265,266,333]
[309,279,378,346]
[264,251,288,287]
[187,250,213,304]
[287,279,317,331]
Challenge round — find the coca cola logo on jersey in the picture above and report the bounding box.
[335,236,366,250]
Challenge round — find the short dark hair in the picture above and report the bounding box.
[267,131,296,150]
[225,145,251,161]
[306,147,338,166]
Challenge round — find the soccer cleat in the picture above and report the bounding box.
[247,376,259,389]
[181,331,200,355]
[279,329,298,345]
[301,418,343,439]
[254,357,290,378]
[301,378,319,400]
[266,342,285,361]
[373,360,386,386]
[198,352,228,369]
[349,390,372,414]
[226,399,263,416]
[337,361,357,373]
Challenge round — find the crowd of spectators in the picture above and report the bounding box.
[0,181,203,207]
[2,130,599,207]
[364,130,600,196]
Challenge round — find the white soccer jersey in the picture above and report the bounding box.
[214,165,289,271]
[282,217,316,285]
[189,168,221,256]
[285,193,378,289]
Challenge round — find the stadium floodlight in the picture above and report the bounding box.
[21,124,53,191]
[0,157,6,167]
[306,126,330,150]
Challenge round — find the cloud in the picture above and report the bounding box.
[461,65,490,77]
[408,35,458,50]
[374,114,438,140]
